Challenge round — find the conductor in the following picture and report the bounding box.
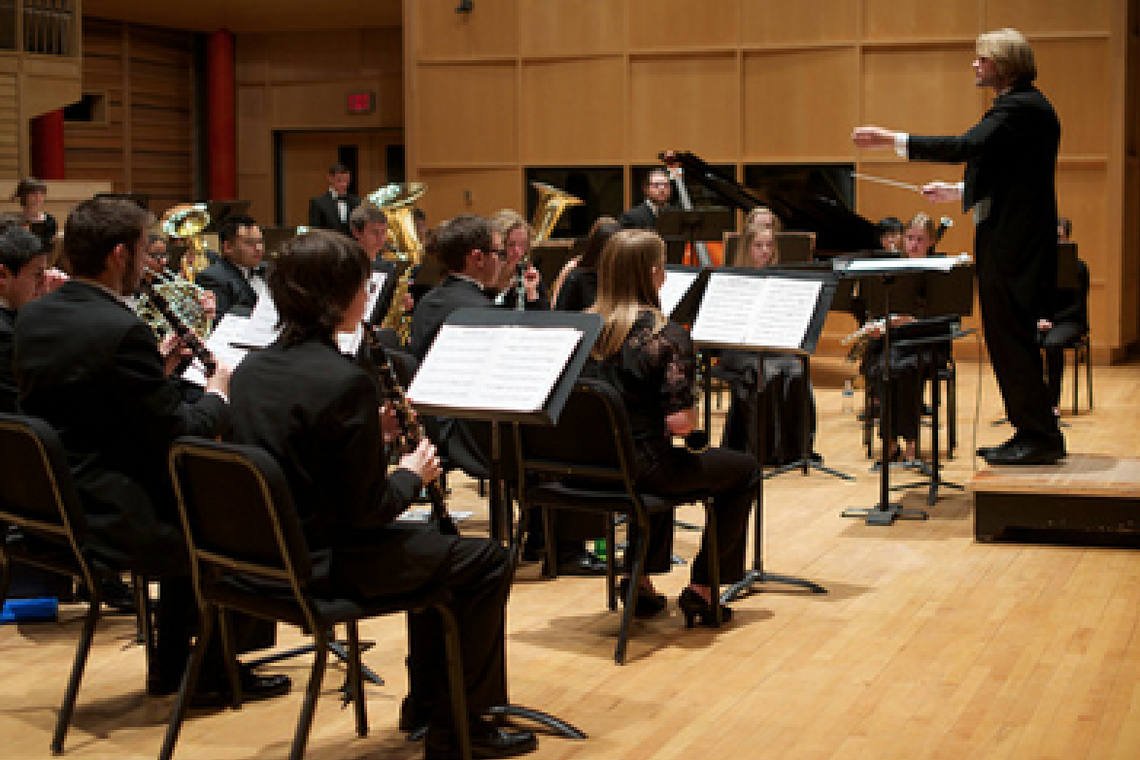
[853,28,1064,466]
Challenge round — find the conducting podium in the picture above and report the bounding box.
[680,266,837,600]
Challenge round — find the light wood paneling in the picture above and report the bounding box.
[236,85,271,175]
[416,167,522,226]
[0,72,17,175]
[519,0,624,57]
[1036,38,1111,157]
[270,81,398,130]
[520,57,624,164]
[415,62,517,165]
[740,0,858,45]
[627,0,738,50]
[413,0,519,60]
[743,48,856,159]
[630,54,738,160]
[861,45,985,139]
[986,0,1111,33]
[863,0,981,40]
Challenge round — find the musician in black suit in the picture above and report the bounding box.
[1039,256,1089,415]
[854,28,1064,465]
[0,226,55,412]
[229,229,536,760]
[619,168,673,230]
[14,197,287,704]
[307,163,360,236]
[195,214,264,320]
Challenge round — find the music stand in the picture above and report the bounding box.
[261,226,296,258]
[406,306,601,740]
[530,239,579,295]
[684,267,835,599]
[657,207,734,266]
[366,258,409,327]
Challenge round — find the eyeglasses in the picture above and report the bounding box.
[488,247,509,260]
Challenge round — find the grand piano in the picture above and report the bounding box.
[663,151,882,256]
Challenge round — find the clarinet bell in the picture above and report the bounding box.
[683,430,710,454]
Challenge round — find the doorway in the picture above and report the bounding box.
[275,129,405,227]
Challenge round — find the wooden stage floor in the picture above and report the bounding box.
[4,356,1140,760]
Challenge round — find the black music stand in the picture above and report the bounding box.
[261,226,296,257]
[530,239,579,295]
[837,258,955,525]
[366,258,410,327]
[657,207,734,266]
[683,267,835,600]
[406,306,600,741]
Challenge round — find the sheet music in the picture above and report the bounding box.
[244,293,283,347]
[690,273,822,350]
[660,270,698,316]
[180,313,265,386]
[338,273,389,355]
[408,325,583,413]
[843,257,958,273]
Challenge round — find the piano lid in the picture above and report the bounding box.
[662,151,881,256]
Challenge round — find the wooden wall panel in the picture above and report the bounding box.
[415,63,517,165]
[1036,38,1111,157]
[986,0,1111,33]
[630,54,738,160]
[0,72,17,175]
[863,0,981,40]
[415,167,522,227]
[740,0,858,45]
[743,48,856,159]
[520,57,624,164]
[236,85,271,174]
[413,0,519,60]
[627,0,737,50]
[519,0,623,57]
[861,45,985,139]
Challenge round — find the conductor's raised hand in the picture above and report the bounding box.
[852,126,899,150]
[399,438,442,484]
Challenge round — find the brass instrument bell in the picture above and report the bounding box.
[530,181,583,242]
[160,203,211,281]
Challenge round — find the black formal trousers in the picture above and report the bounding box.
[633,445,756,586]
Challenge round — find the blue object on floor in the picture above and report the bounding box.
[0,597,59,623]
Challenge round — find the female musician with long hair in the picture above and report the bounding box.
[585,229,758,627]
[552,215,621,312]
[228,229,537,759]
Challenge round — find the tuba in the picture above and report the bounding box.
[529,182,582,242]
[366,183,427,341]
[161,203,211,281]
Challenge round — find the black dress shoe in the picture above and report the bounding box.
[191,669,292,708]
[617,577,667,618]
[425,716,537,760]
[555,551,606,576]
[399,694,431,733]
[977,434,1023,458]
[984,440,1065,466]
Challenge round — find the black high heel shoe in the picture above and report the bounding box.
[677,587,732,628]
[617,577,667,618]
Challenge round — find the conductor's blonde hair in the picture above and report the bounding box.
[976,28,1037,85]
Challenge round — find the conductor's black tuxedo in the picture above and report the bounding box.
[195,256,259,320]
[229,335,510,723]
[909,83,1062,446]
[307,190,360,237]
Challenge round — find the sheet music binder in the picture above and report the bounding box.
[408,308,602,426]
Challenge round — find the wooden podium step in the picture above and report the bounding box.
[970,453,1140,542]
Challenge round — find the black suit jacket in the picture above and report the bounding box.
[229,336,450,597]
[908,84,1060,316]
[14,280,229,573]
[409,276,495,361]
[619,201,662,230]
[0,306,16,414]
[195,257,259,320]
[308,191,361,237]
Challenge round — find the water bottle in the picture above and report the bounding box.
[593,539,607,561]
[841,378,855,414]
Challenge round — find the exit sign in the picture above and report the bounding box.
[347,91,375,115]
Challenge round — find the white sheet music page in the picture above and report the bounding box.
[337,272,388,356]
[690,273,822,350]
[844,257,957,273]
[660,270,698,316]
[408,325,583,413]
[181,313,270,386]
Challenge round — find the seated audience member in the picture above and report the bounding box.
[14,197,285,704]
[720,223,818,465]
[195,214,265,320]
[584,229,758,626]
[552,216,621,312]
[1038,218,1089,415]
[229,229,536,759]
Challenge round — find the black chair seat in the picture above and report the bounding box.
[526,482,681,513]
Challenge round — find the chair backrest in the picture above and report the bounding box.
[0,412,89,550]
[515,378,640,492]
[168,438,313,595]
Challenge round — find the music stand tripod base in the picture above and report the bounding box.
[722,568,827,603]
[841,502,929,526]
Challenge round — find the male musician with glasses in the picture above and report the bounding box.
[195,214,265,321]
[308,163,360,236]
[13,197,288,705]
[619,167,674,230]
[853,28,1064,466]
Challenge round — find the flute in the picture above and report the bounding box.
[361,323,458,536]
[137,274,217,378]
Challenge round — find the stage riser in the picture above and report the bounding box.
[975,492,1140,542]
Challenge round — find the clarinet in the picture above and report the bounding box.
[137,275,217,378]
[361,323,459,536]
